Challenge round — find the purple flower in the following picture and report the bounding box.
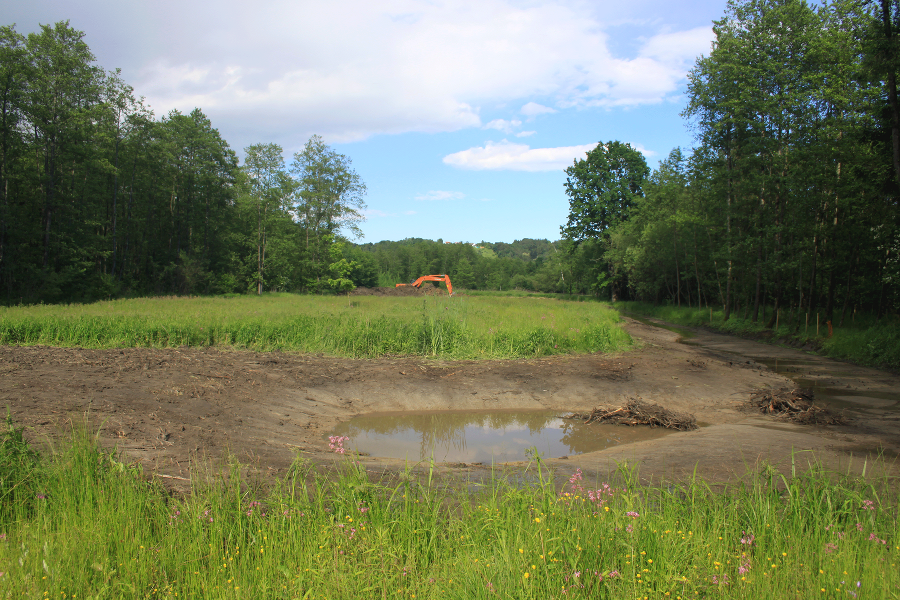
[626,511,640,518]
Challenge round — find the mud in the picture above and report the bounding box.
[3,317,899,488]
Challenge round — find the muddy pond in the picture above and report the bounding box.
[329,409,672,463]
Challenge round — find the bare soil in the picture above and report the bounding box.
[3,317,898,488]
[350,285,448,297]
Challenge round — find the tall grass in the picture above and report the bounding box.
[0,294,631,359]
[1,422,897,599]
[616,301,900,370]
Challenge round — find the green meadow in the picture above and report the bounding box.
[0,421,897,599]
[0,294,631,359]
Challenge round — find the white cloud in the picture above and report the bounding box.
[628,142,657,157]
[363,208,418,217]
[112,1,712,148]
[443,140,597,172]
[415,190,466,201]
[484,118,522,133]
[515,130,537,137]
[9,0,714,150]
[640,27,714,66]
[520,102,557,118]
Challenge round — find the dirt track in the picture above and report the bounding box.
[3,318,899,487]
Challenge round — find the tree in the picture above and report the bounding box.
[561,141,649,300]
[290,135,367,288]
[0,25,28,294]
[243,143,288,294]
[561,141,650,242]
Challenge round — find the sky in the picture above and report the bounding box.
[7,0,726,244]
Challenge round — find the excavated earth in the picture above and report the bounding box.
[3,317,899,489]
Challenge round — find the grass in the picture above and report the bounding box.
[1,420,898,599]
[0,294,631,359]
[615,301,900,371]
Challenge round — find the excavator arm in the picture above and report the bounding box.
[395,274,453,296]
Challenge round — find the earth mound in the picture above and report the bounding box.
[351,285,449,297]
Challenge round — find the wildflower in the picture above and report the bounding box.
[825,543,837,554]
[523,572,530,579]
[328,435,350,454]
[862,500,875,511]
[626,511,640,518]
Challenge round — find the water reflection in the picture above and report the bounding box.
[329,410,672,463]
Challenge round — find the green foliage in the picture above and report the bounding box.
[0,22,367,304]
[2,428,897,598]
[561,141,650,242]
[0,411,41,526]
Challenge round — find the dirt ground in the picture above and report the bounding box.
[3,317,899,488]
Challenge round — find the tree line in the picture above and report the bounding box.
[552,0,900,325]
[0,22,367,303]
[6,0,900,325]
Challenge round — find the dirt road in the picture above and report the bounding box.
[3,318,898,486]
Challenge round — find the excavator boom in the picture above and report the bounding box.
[395,274,453,296]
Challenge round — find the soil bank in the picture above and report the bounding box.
[2,317,898,487]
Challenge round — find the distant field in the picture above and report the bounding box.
[0,293,631,359]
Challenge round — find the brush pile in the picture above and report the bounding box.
[564,398,698,431]
[748,387,845,425]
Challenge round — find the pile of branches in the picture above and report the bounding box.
[749,387,845,425]
[564,398,698,431]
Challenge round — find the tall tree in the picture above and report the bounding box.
[242,143,288,295]
[561,140,649,300]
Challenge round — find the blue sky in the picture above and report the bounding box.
[8,0,727,243]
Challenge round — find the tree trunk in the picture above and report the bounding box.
[752,241,762,322]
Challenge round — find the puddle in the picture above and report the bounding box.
[329,410,673,462]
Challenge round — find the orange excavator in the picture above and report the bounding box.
[396,274,454,296]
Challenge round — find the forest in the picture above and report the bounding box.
[2,0,900,327]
